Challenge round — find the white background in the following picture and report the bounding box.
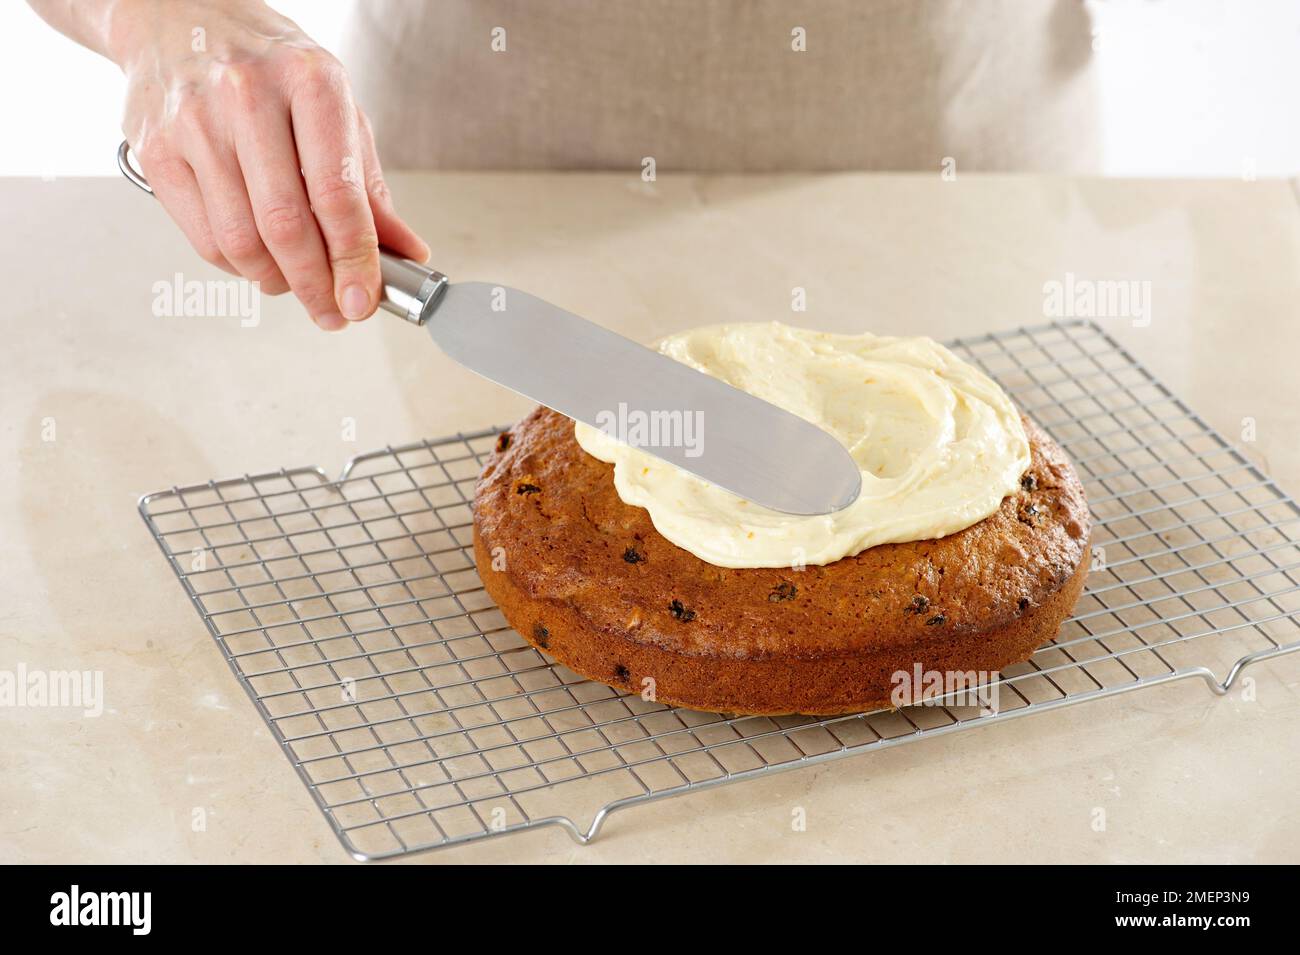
[4,0,1298,177]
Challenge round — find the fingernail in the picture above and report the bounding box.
[340,284,371,320]
[317,312,348,332]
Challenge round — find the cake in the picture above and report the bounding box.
[471,325,1091,715]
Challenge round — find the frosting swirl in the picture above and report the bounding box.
[575,322,1030,569]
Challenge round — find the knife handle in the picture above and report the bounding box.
[117,140,448,326]
[378,255,448,326]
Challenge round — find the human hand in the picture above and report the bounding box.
[111,0,429,329]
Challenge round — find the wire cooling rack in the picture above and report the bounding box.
[139,319,1300,861]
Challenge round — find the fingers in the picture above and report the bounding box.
[289,57,382,322]
[233,104,347,331]
[184,135,290,296]
[356,110,430,263]
[133,147,236,276]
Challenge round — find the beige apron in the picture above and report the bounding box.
[343,0,1099,172]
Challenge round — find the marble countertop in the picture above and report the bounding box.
[3,173,1299,863]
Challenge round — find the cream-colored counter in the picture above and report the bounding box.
[2,173,1299,864]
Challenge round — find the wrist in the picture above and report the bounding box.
[104,0,281,71]
[103,0,161,69]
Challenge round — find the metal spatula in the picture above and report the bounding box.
[118,142,861,515]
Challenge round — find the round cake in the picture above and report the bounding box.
[472,402,1091,715]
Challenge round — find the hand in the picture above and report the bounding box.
[110,0,429,329]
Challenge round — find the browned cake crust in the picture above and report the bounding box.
[472,407,1091,715]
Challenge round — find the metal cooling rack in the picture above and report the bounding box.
[139,319,1300,861]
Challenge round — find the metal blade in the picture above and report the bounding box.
[426,282,861,515]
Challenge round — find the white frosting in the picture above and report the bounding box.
[575,322,1030,569]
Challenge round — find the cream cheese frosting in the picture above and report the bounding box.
[574,322,1030,569]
